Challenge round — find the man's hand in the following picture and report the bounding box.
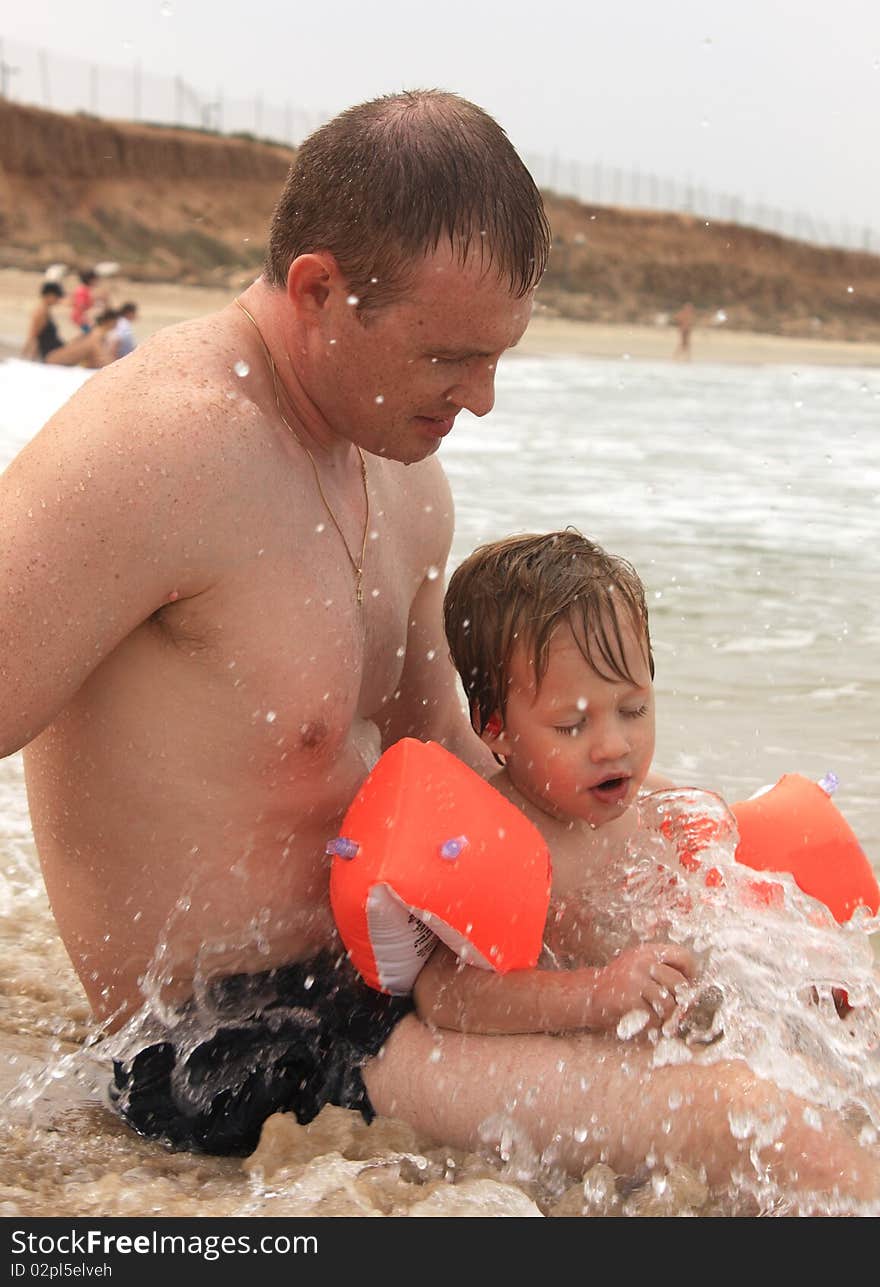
[594,943,697,1029]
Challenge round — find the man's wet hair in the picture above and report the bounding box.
[265,89,550,312]
[94,309,118,326]
[41,282,63,298]
[444,529,654,735]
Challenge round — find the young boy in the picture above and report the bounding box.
[413,528,699,1035]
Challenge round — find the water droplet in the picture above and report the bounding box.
[576,697,588,711]
[714,309,727,324]
[329,338,337,346]
[346,294,360,306]
[233,359,250,377]
[846,285,854,294]
[374,394,384,404]
[315,522,326,533]
[371,587,380,598]
[426,565,440,580]
[426,649,436,661]
[266,710,277,723]
[616,1009,650,1039]
[396,646,405,658]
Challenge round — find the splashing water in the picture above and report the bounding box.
[600,788,880,1135]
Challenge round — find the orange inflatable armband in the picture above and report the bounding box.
[328,739,552,994]
[732,773,878,924]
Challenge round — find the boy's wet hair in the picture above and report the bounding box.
[444,529,653,734]
[265,89,550,312]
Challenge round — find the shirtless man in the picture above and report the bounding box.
[1,91,877,1207]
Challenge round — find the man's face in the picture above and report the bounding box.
[311,243,533,463]
[487,617,656,828]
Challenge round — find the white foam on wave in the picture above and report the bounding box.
[0,359,93,470]
[717,630,817,654]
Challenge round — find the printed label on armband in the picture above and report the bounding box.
[409,913,438,959]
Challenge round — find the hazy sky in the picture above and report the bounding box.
[3,1,879,234]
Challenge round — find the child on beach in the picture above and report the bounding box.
[413,527,700,1035]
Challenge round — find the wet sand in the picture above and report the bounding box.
[3,267,880,367]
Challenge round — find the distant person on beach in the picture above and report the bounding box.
[1,91,878,1208]
[70,269,104,333]
[20,281,66,362]
[674,301,695,359]
[111,302,139,359]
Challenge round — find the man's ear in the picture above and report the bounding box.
[286,252,339,316]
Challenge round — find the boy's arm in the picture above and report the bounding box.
[412,940,697,1036]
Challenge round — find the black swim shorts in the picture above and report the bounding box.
[109,952,413,1156]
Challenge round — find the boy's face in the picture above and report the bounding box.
[483,615,655,827]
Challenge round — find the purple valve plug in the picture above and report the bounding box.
[325,836,360,860]
[439,835,469,861]
[817,771,839,797]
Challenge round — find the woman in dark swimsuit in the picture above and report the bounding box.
[22,282,65,361]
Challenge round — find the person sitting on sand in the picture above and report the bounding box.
[45,309,119,370]
[20,282,67,362]
[111,302,139,360]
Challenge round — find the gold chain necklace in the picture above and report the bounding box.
[234,298,370,605]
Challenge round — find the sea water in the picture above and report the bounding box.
[0,353,877,1217]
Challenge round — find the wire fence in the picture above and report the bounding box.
[2,35,876,255]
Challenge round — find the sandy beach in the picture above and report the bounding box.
[3,268,880,368]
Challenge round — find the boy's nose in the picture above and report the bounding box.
[589,722,630,763]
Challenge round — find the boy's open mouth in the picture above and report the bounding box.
[590,775,630,802]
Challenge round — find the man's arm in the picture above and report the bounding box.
[412,941,698,1036]
[20,306,42,361]
[0,368,224,756]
